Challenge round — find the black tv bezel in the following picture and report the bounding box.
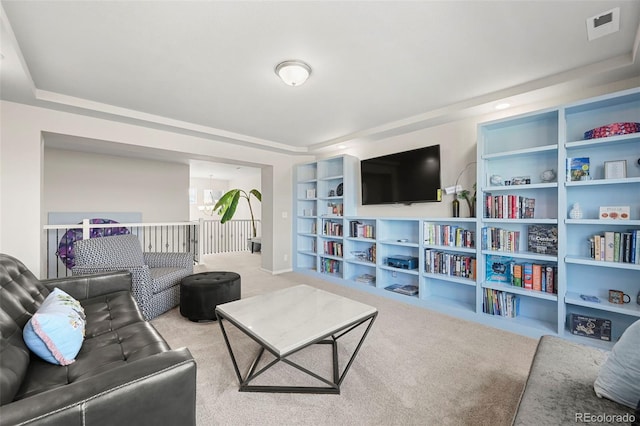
[360,144,442,206]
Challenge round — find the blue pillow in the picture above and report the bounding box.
[23,288,86,365]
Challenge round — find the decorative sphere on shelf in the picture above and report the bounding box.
[569,203,583,219]
[540,169,556,182]
[489,175,503,186]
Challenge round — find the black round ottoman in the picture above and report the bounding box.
[180,272,241,322]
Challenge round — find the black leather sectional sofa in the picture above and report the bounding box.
[0,254,197,425]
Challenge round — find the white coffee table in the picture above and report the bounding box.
[215,284,377,394]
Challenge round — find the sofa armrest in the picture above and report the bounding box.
[73,265,153,308]
[144,252,194,269]
[42,271,132,301]
[0,348,197,426]
[512,336,633,425]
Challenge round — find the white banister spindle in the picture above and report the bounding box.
[198,218,205,264]
[82,218,90,240]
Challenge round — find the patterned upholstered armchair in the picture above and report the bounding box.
[72,234,193,320]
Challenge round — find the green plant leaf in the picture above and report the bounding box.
[249,189,262,202]
[214,189,238,212]
[220,191,241,223]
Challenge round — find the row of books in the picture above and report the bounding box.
[322,220,343,236]
[320,258,340,274]
[324,241,343,257]
[481,225,559,256]
[349,221,375,238]
[423,223,475,248]
[484,194,535,219]
[588,230,640,264]
[486,256,557,294]
[481,227,520,252]
[514,263,557,294]
[483,288,520,318]
[424,249,476,279]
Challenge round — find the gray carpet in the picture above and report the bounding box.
[151,252,538,425]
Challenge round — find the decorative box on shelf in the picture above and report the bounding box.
[570,314,612,341]
[598,206,630,220]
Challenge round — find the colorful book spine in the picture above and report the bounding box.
[532,264,542,291]
[523,263,533,290]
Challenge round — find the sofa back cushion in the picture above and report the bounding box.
[0,254,49,404]
[74,235,145,267]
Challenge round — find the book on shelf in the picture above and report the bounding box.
[522,263,533,289]
[355,273,376,284]
[385,284,419,296]
[512,264,522,287]
[531,264,542,291]
[604,231,615,262]
[545,265,555,294]
[566,157,590,181]
[486,255,513,283]
[522,198,535,219]
[527,225,558,255]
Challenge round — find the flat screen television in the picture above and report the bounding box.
[360,144,441,205]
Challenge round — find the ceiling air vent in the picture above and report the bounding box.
[586,7,620,41]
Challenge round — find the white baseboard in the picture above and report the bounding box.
[260,267,292,275]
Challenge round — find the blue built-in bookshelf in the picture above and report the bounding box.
[478,86,640,348]
[293,87,640,349]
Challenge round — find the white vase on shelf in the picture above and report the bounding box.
[569,203,583,219]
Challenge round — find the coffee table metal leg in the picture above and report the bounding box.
[216,311,377,394]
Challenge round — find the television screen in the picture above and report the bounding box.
[361,144,441,205]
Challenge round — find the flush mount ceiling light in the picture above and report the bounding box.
[275,60,311,86]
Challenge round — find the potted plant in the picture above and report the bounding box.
[214,189,262,238]
[459,183,476,218]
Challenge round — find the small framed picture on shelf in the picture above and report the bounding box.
[604,160,627,179]
[511,176,530,185]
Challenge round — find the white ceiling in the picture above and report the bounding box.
[1,1,640,159]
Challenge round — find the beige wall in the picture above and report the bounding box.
[44,148,189,222]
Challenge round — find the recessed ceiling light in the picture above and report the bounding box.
[495,102,511,110]
[275,60,311,86]
[338,144,347,149]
